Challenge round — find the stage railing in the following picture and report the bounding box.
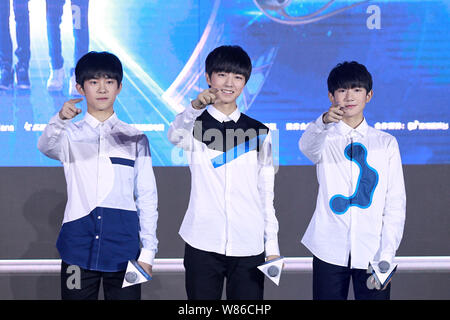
[1,256,449,275]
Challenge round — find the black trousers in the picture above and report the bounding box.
[183,243,265,300]
[60,261,141,300]
[312,256,391,300]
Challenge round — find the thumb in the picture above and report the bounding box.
[210,87,221,103]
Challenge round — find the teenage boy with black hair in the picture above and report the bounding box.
[38,51,158,300]
[299,61,406,300]
[168,45,280,300]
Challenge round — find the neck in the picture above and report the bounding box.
[213,101,237,116]
[343,115,364,129]
[88,108,114,122]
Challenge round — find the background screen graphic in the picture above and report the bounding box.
[0,0,448,166]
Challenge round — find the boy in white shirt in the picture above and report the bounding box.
[38,51,158,300]
[299,61,406,300]
[168,45,280,300]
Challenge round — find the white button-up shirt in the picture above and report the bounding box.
[168,105,280,257]
[299,114,406,269]
[38,112,159,271]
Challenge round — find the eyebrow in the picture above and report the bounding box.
[88,76,116,80]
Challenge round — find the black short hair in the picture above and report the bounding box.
[327,61,372,94]
[75,51,123,88]
[205,45,252,83]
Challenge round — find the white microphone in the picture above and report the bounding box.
[378,260,390,273]
[124,271,138,284]
[122,260,152,288]
[257,257,284,286]
[267,265,280,277]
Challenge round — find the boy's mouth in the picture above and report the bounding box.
[220,89,234,94]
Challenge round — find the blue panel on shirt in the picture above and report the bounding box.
[330,143,379,215]
[56,207,140,272]
[211,134,267,168]
[192,111,269,168]
[110,157,135,167]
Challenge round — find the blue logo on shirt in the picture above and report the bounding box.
[330,143,378,215]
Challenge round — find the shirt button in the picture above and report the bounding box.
[95,235,99,239]
[97,216,101,219]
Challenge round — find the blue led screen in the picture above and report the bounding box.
[0,0,448,166]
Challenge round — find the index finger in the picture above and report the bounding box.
[68,98,83,104]
[64,100,82,113]
[331,99,341,109]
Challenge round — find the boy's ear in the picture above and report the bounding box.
[366,89,374,103]
[328,92,335,103]
[205,72,212,87]
[76,83,85,96]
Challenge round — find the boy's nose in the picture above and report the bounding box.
[98,81,107,92]
[225,75,233,86]
[344,91,353,100]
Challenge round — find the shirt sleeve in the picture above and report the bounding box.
[37,113,71,162]
[378,137,406,264]
[167,104,205,151]
[134,134,159,266]
[258,130,280,257]
[298,113,333,164]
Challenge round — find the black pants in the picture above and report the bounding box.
[184,243,265,300]
[312,256,391,300]
[60,261,141,300]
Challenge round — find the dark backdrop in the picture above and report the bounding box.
[0,165,449,299]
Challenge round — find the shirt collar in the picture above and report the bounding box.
[336,118,369,137]
[84,112,119,130]
[207,105,241,123]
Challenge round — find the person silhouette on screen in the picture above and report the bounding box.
[0,0,31,90]
[46,0,90,96]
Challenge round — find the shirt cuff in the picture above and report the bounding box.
[379,252,395,265]
[189,102,205,114]
[265,239,280,257]
[180,101,205,124]
[138,248,156,266]
[315,113,333,130]
[50,112,71,126]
